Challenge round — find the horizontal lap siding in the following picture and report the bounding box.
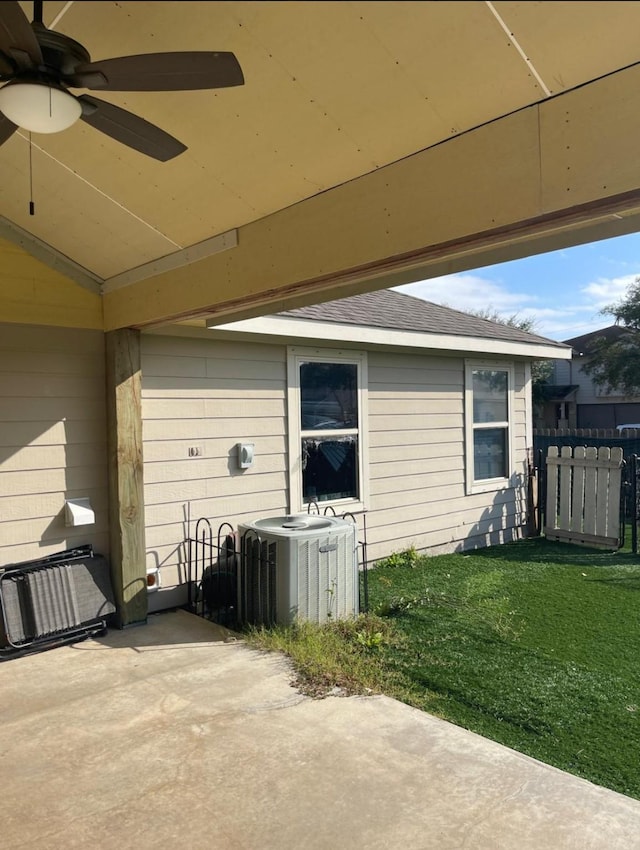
[141,333,288,594]
[366,353,529,561]
[0,319,532,595]
[0,324,108,565]
[512,366,529,464]
[141,334,531,593]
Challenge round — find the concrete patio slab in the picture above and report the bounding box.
[2,609,640,849]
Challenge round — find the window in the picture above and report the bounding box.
[465,362,513,493]
[287,348,368,512]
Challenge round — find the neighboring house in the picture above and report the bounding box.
[538,325,640,429]
[0,289,569,615]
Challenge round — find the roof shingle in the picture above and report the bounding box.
[563,325,625,354]
[278,289,567,349]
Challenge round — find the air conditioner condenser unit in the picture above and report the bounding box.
[237,515,358,626]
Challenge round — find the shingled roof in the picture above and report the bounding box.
[278,289,567,349]
[563,324,625,355]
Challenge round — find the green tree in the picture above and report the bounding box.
[467,308,553,403]
[582,278,640,397]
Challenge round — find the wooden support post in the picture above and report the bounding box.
[105,328,147,627]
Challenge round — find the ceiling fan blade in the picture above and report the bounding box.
[69,51,244,91]
[0,1,43,67]
[78,95,186,161]
[0,110,17,144]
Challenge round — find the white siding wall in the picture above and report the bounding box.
[0,323,109,565]
[142,331,531,601]
[367,351,529,560]
[141,331,288,607]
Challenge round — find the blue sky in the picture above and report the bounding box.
[394,232,640,342]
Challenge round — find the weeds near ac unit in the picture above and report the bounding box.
[244,614,401,698]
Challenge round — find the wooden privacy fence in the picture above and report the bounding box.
[544,445,624,549]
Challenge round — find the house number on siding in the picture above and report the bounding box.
[188,447,202,457]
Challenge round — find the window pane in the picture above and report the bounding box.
[473,370,507,423]
[474,428,507,480]
[300,362,358,430]
[302,436,358,502]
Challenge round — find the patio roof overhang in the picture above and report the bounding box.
[3,2,640,331]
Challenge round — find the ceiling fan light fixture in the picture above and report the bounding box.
[0,2,244,157]
[0,81,81,133]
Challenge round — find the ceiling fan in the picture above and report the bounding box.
[0,1,244,160]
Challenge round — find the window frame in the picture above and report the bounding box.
[287,347,368,514]
[464,360,514,495]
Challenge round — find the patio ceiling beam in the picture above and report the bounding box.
[103,63,640,331]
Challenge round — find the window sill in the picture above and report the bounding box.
[299,499,367,517]
[466,478,512,496]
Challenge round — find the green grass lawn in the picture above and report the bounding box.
[366,538,640,799]
[247,537,640,800]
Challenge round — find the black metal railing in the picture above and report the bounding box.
[184,510,371,627]
[185,519,239,627]
[621,454,640,554]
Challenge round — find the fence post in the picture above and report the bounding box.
[536,448,544,535]
[632,454,638,555]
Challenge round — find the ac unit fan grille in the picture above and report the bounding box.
[238,536,277,626]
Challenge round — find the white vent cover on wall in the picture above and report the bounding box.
[237,515,358,625]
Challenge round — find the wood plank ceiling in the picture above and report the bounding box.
[3,1,640,323]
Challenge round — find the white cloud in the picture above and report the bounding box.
[389,237,640,340]
[534,316,610,340]
[581,274,637,310]
[394,274,534,314]
[393,271,629,341]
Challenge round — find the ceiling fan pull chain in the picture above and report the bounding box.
[29,132,35,216]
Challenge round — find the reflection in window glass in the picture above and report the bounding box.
[302,436,358,502]
[300,362,358,430]
[472,370,507,423]
[466,364,512,487]
[473,428,507,480]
